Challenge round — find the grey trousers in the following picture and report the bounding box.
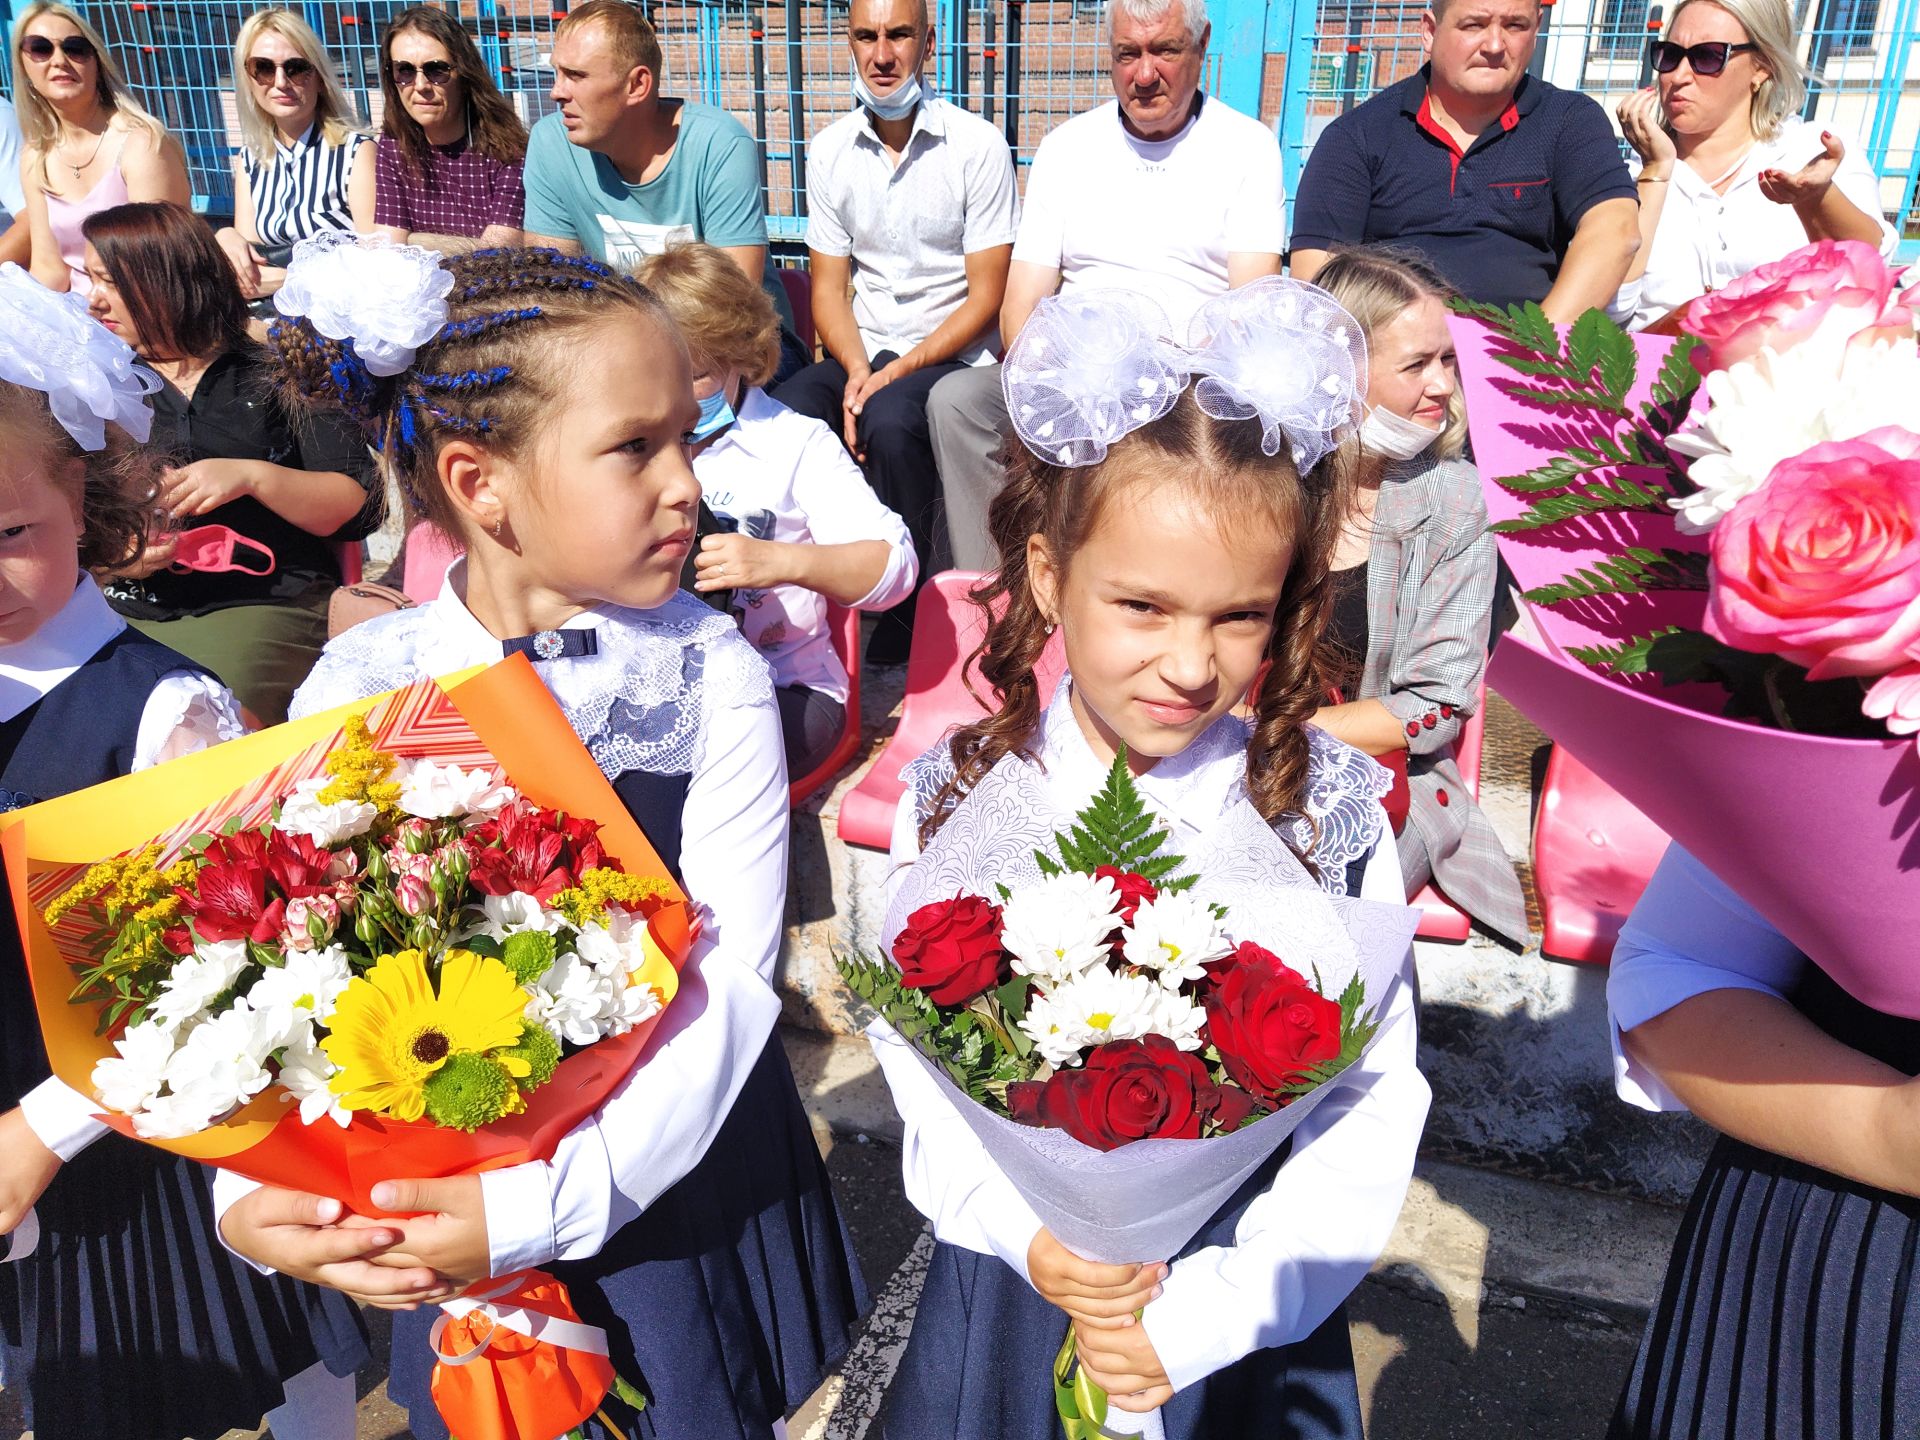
[927,361,1011,572]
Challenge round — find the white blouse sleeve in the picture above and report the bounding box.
[477,686,790,1273]
[1140,820,1430,1392]
[867,792,1048,1280]
[21,671,248,1160]
[790,418,920,612]
[1607,845,1805,1113]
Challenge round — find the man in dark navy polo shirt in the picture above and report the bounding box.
[1290,0,1638,321]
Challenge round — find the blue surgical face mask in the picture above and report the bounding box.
[691,383,736,442]
[852,68,923,122]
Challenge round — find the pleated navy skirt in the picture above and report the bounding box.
[1611,966,1920,1440]
[388,1034,870,1440]
[879,1144,1365,1440]
[0,1140,370,1440]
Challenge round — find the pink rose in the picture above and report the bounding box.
[1863,664,1920,737]
[281,894,341,952]
[1705,428,1920,679]
[1686,239,1914,374]
[394,873,434,917]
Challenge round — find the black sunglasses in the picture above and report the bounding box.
[246,55,315,85]
[389,59,456,88]
[1648,39,1759,76]
[20,34,96,64]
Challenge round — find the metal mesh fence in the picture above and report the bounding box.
[3,0,1914,236]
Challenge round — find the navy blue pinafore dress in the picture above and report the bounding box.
[0,631,370,1440]
[387,768,871,1439]
[878,1134,1365,1440]
[1610,964,1920,1439]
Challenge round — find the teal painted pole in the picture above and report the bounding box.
[1865,0,1917,171]
[1274,0,1320,222]
[1209,0,1268,119]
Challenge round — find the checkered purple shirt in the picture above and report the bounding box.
[373,134,525,238]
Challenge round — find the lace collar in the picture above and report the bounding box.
[902,677,1389,894]
[0,576,126,723]
[292,568,772,780]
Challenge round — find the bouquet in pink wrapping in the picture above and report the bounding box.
[1449,238,1920,1017]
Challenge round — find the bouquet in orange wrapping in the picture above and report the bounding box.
[0,656,696,1440]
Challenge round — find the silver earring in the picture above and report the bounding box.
[492,516,505,540]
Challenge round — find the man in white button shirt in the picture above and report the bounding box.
[929,0,1285,570]
[773,0,1017,655]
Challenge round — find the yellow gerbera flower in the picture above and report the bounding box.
[323,949,530,1122]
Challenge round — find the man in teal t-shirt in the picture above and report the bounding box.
[526,0,800,352]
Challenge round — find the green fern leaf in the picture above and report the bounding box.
[1565,308,1608,382]
[1594,316,1638,401]
[1494,477,1669,532]
[1037,748,1197,892]
[1524,548,1709,605]
[1566,628,1683,673]
[1648,334,1705,411]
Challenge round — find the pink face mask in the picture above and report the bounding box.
[168,525,277,576]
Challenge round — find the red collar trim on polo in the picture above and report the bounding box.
[1416,90,1522,193]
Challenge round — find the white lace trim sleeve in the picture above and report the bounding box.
[1281,727,1391,895]
[133,672,249,771]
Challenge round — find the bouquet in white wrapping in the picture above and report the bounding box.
[841,747,1418,1437]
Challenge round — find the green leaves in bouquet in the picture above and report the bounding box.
[1525,547,1709,606]
[1451,299,1705,548]
[837,952,1032,1104]
[1272,972,1380,1103]
[1034,748,1194,894]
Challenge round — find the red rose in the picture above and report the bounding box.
[1204,945,1343,1104]
[1093,866,1157,926]
[1007,1035,1238,1151]
[891,895,1008,1005]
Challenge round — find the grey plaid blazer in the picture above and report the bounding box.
[1359,453,1530,946]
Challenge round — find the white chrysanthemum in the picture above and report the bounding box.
[525,952,621,1046]
[395,758,517,820]
[275,776,378,846]
[148,939,253,1033]
[277,1023,349,1128]
[92,1019,176,1115]
[573,914,665,1035]
[1019,967,1169,1067]
[1151,987,1209,1052]
[1119,892,1232,987]
[246,946,353,1050]
[466,891,570,943]
[999,871,1122,984]
[135,1001,276,1138]
[1669,337,1920,532]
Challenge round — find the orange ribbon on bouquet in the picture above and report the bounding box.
[429,1270,621,1440]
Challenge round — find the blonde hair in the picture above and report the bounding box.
[10,2,166,163]
[1312,246,1469,461]
[1667,0,1806,141]
[232,9,362,166]
[633,243,780,387]
[555,0,665,81]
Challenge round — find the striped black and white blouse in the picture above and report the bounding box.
[243,119,362,248]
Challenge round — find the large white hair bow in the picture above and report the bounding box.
[0,264,160,451]
[274,230,454,376]
[1001,278,1368,472]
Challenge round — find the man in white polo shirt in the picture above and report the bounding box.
[773,0,1017,656]
[929,0,1284,568]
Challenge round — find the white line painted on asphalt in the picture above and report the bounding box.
[795,1227,933,1440]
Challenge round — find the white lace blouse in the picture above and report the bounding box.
[872,686,1431,1393]
[211,575,791,1275]
[17,577,247,1160]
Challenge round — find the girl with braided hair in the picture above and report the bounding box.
[211,238,868,1440]
[869,282,1429,1439]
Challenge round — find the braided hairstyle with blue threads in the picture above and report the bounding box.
[263,246,682,540]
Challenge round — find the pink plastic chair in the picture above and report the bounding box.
[790,603,862,805]
[777,268,815,356]
[400,522,462,603]
[1407,686,1488,942]
[838,571,1065,850]
[1531,745,1671,964]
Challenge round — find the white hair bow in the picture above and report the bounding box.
[0,264,160,451]
[1001,278,1368,473]
[274,230,454,376]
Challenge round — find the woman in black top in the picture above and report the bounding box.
[81,201,380,722]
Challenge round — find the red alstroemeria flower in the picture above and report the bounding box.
[468,801,577,901]
[178,858,279,943]
[266,830,335,899]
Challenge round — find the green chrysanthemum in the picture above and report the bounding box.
[499,930,557,985]
[420,1051,517,1132]
[500,1023,562,1091]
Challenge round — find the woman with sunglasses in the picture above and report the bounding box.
[214,9,374,307]
[1612,0,1894,331]
[10,1,186,295]
[372,7,525,251]
[83,201,382,725]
